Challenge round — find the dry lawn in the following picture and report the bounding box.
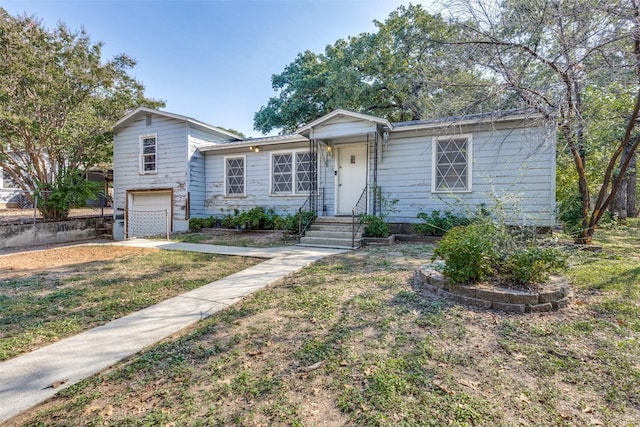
[3,226,640,426]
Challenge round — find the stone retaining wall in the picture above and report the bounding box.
[416,266,571,313]
[0,217,112,250]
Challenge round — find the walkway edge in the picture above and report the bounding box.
[0,241,346,423]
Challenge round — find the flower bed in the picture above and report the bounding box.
[416,265,572,313]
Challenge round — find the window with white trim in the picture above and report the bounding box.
[225,156,245,196]
[140,134,157,174]
[271,150,314,195]
[432,135,472,192]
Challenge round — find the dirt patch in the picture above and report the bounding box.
[0,245,157,280]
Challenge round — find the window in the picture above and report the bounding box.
[225,156,245,196]
[272,153,292,193]
[1,167,18,189]
[271,151,314,195]
[432,135,472,192]
[296,152,313,192]
[140,134,157,174]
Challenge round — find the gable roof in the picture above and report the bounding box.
[113,107,243,140]
[295,109,393,136]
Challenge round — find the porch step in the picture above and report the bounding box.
[304,230,354,239]
[298,216,363,249]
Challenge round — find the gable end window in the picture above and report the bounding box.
[432,135,472,193]
[271,151,315,195]
[225,156,246,197]
[140,134,157,174]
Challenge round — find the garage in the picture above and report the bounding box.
[126,190,172,239]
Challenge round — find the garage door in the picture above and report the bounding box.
[127,191,172,238]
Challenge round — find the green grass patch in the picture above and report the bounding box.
[0,250,259,360]
[12,226,640,426]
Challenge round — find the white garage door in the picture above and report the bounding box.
[127,191,172,238]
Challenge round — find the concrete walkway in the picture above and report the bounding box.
[0,240,346,423]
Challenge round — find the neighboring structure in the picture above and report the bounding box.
[0,166,23,208]
[112,107,556,241]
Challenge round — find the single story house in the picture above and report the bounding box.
[111,107,556,243]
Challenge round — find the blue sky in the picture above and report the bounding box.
[2,0,434,136]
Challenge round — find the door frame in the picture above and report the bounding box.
[335,143,368,215]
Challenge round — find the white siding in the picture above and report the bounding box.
[311,116,377,139]
[203,142,314,218]
[376,121,556,227]
[113,114,189,232]
[188,126,226,218]
[200,118,555,227]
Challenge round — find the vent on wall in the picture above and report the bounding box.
[145,114,152,126]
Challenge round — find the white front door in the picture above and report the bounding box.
[336,144,367,215]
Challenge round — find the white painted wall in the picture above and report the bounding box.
[375,120,556,226]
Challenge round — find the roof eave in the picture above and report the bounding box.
[392,111,546,133]
[199,136,309,153]
[112,107,243,140]
[296,109,393,136]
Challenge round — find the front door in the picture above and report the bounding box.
[336,144,367,215]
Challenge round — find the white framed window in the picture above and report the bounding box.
[225,155,246,197]
[432,134,472,193]
[139,134,157,174]
[271,150,314,195]
[1,167,18,189]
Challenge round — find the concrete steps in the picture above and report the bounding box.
[298,216,362,249]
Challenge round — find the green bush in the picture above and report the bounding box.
[432,223,503,284]
[500,246,567,284]
[220,207,283,231]
[433,220,566,286]
[189,216,216,232]
[282,210,317,234]
[361,214,390,238]
[412,210,472,236]
[35,170,101,220]
[558,192,584,238]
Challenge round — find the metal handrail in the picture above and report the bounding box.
[297,192,319,242]
[351,186,368,247]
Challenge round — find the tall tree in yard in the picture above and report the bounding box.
[0,9,163,219]
[449,0,640,243]
[254,4,496,134]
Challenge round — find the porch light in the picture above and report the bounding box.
[326,144,333,160]
[249,146,260,153]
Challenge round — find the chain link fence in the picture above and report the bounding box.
[0,189,112,225]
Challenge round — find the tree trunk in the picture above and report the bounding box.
[610,177,628,220]
[627,150,637,217]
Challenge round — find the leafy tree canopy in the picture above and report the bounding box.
[0,8,163,218]
[450,0,640,243]
[254,4,498,134]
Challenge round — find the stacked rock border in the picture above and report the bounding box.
[416,265,572,313]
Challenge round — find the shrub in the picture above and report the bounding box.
[361,214,390,238]
[282,210,317,234]
[412,210,471,236]
[189,216,216,232]
[220,207,283,231]
[500,246,567,284]
[434,220,566,286]
[558,192,584,238]
[35,170,101,220]
[432,222,504,284]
